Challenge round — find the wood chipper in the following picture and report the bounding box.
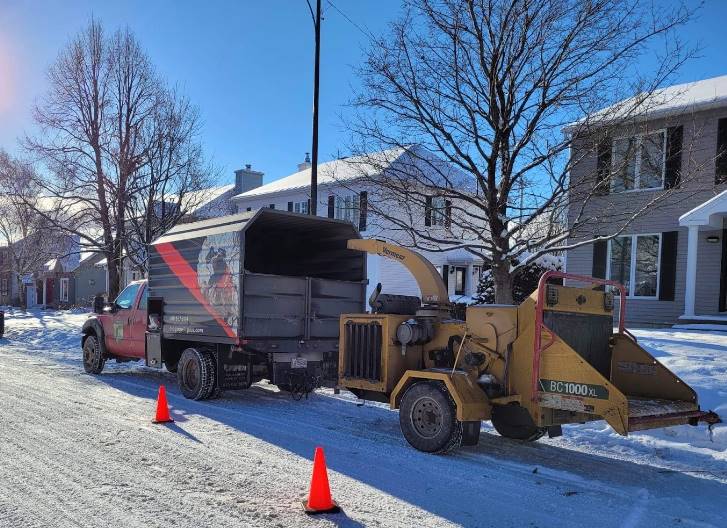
[338,240,721,453]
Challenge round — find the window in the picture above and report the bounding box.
[269,204,276,209]
[431,197,447,226]
[0,278,7,295]
[454,266,466,295]
[293,200,309,214]
[611,131,666,192]
[246,207,252,212]
[60,278,69,302]
[472,265,483,282]
[716,118,727,183]
[607,234,661,298]
[139,285,148,311]
[335,194,360,224]
[114,283,141,309]
[426,196,451,227]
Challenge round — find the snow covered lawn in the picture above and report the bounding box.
[0,309,725,527]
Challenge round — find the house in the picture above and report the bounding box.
[0,229,80,309]
[175,183,238,222]
[231,149,485,302]
[72,252,108,307]
[0,245,11,305]
[566,74,727,325]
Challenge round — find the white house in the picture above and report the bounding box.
[231,148,485,303]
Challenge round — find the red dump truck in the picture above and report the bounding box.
[81,209,367,400]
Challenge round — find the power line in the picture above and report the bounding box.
[326,0,375,40]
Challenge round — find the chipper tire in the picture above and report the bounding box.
[491,403,546,442]
[177,348,216,401]
[399,381,462,454]
[82,334,106,375]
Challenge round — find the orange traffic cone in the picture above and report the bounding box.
[303,446,340,514]
[152,385,174,424]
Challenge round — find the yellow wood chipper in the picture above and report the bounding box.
[338,240,721,453]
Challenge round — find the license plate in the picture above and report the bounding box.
[291,357,308,369]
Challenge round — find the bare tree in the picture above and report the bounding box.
[347,0,701,303]
[23,19,212,298]
[124,88,214,274]
[0,152,65,306]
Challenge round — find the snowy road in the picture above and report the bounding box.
[0,310,726,528]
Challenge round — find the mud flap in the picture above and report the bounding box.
[217,348,252,390]
[461,420,481,446]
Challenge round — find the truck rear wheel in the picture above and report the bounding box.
[491,403,546,441]
[82,334,106,374]
[177,348,216,400]
[399,381,462,454]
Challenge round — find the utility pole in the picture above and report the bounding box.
[307,0,321,215]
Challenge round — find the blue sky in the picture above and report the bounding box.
[1,1,726,186]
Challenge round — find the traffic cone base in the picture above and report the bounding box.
[302,499,340,515]
[152,385,174,424]
[303,447,340,515]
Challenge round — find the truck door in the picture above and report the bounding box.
[126,284,148,358]
[104,282,142,357]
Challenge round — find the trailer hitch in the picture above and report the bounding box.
[288,372,321,401]
[697,410,722,441]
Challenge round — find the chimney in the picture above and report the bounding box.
[234,163,264,194]
[297,152,312,172]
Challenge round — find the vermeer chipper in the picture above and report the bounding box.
[338,240,721,453]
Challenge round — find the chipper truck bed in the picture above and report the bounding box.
[81,209,366,400]
[338,240,721,453]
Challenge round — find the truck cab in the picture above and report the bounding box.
[81,280,148,372]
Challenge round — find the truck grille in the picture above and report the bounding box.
[343,321,383,382]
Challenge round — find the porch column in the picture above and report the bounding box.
[683,225,699,317]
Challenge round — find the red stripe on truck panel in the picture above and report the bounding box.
[155,242,237,340]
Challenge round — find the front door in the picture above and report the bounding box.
[26,286,37,307]
[46,278,54,305]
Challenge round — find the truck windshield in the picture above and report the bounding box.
[115,283,141,310]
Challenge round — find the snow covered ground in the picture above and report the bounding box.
[0,308,725,528]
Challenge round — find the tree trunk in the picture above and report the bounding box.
[492,260,514,305]
[107,256,121,301]
[16,276,26,309]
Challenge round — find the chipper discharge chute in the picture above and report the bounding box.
[338,240,721,453]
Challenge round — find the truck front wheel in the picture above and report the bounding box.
[399,381,462,454]
[82,334,106,374]
[177,348,216,400]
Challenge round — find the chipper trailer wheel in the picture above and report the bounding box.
[177,348,217,400]
[491,403,546,442]
[82,334,106,375]
[399,381,463,453]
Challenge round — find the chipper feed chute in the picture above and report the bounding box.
[528,271,721,435]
